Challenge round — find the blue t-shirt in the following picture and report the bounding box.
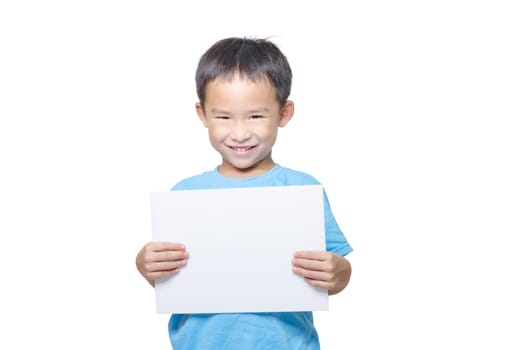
[167,164,352,349]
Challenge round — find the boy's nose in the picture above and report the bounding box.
[230,121,250,142]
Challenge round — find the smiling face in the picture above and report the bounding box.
[196,74,294,178]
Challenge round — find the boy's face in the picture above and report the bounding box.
[196,74,294,178]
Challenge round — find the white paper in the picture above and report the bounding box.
[150,185,328,314]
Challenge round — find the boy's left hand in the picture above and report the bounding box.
[292,251,351,295]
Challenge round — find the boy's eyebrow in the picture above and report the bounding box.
[209,107,271,114]
[210,108,231,115]
[247,108,271,114]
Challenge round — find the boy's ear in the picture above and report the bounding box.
[279,100,294,127]
[195,102,208,128]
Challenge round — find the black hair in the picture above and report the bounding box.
[195,37,292,108]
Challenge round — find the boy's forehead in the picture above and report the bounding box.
[202,74,280,111]
[204,74,276,97]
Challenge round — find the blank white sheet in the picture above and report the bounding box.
[150,185,328,314]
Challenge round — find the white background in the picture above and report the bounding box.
[1,1,527,349]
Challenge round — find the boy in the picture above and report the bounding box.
[136,37,353,349]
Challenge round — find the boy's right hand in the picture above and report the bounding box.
[135,242,188,287]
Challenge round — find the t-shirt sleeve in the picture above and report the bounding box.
[323,189,353,256]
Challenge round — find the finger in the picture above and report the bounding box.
[147,260,187,273]
[303,277,333,291]
[149,242,186,252]
[293,267,336,291]
[152,250,188,263]
[292,266,332,282]
[293,251,328,261]
[148,268,181,281]
[292,257,327,272]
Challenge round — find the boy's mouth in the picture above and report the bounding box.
[229,146,256,152]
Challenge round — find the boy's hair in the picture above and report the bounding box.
[195,37,292,108]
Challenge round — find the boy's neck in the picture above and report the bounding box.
[218,158,276,178]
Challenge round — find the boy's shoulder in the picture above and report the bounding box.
[170,169,217,191]
[275,165,321,185]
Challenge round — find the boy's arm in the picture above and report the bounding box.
[292,251,351,295]
[135,242,188,287]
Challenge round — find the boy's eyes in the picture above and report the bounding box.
[214,115,265,120]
